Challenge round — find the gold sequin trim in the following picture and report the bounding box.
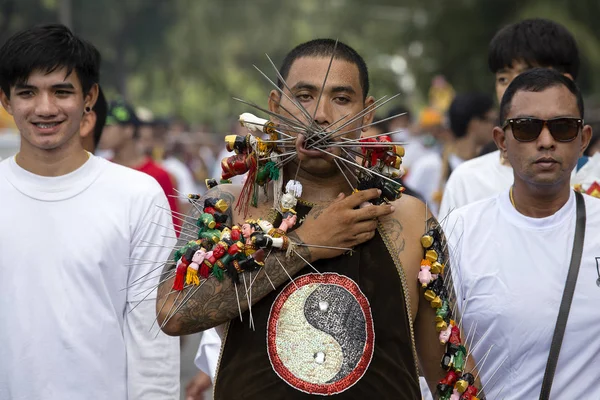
[211,321,231,400]
[376,223,420,379]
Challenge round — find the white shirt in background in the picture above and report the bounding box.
[194,328,222,381]
[405,151,463,216]
[163,156,199,196]
[401,135,437,173]
[438,150,513,220]
[447,190,600,399]
[0,155,180,400]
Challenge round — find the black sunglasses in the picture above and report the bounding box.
[502,117,583,142]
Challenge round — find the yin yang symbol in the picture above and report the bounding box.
[267,273,375,395]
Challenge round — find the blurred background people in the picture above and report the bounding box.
[99,99,181,231]
[405,93,495,214]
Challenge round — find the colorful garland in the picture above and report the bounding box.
[171,193,301,292]
[419,230,482,400]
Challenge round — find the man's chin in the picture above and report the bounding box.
[525,172,570,187]
[297,157,339,177]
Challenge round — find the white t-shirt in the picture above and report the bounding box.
[0,155,180,400]
[401,135,437,173]
[194,328,222,381]
[404,151,463,216]
[447,190,600,399]
[163,156,199,196]
[438,150,513,220]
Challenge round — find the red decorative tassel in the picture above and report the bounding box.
[235,155,258,217]
[173,262,187,291]
[199,262,211,278]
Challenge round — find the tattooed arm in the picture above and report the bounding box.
[155,185,312,335]
[389,198,481,396]
[379,195,449,394]
[156,187,394,335]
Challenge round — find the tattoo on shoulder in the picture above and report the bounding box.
[379,217,406,255]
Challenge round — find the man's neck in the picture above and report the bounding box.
[453,136,478,161]
[112,141,147,168]
[511,180,572,218]
[283,162,354,204]
[15,140,89,177]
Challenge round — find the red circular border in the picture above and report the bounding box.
[267,272,375,395]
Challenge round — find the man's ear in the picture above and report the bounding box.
[84,83,99,112]
[80,110,97,138]
[563,72,574,81]
[580,124,593,157]
[360,95,376,132]
[493,126,508,159]
[268,90,281,115]
[1,90,13,115]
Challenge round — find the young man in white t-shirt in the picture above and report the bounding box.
[447,69,599,399]
[439,18,580,219]
[405,92,495,216]
[0,24,179,399]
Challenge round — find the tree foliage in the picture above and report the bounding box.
[1,0,599,128]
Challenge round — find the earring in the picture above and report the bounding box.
[85,106,91,113]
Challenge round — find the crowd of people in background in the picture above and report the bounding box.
[2,14,600,400]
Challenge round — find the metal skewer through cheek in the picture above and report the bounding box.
[314,147,403,187]
[306,94,401,148]
[320,105,407,145]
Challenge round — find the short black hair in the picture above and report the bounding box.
[93,86,107,148]
[488,18,579,79]
[449,92,494,138]
[499,68,584,123]
[106,99,141,138]
[0,23,100,98]
[277,39,369,99]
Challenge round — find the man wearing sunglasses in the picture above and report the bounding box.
[438,18,581,219]
[446,68,600,399]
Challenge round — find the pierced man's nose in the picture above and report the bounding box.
[313,100,331,127]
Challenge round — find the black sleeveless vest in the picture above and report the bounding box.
[214,204,420,399]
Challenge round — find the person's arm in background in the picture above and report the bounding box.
[404,155,443,216]
[185,327,223,400]
[126,185,180,399]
